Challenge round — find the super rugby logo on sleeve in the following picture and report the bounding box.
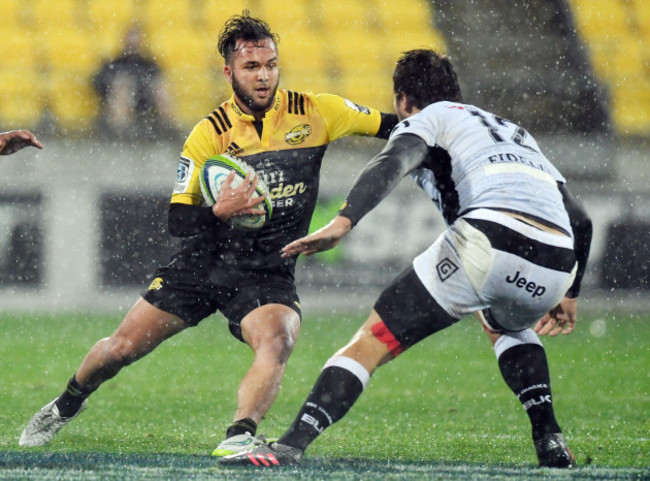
[173,156,194,194]
[344,99,370,114]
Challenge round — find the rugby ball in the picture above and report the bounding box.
[199,153,272,231]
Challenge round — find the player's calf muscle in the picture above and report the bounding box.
[338,329,392,374]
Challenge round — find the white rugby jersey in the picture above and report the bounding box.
[397,101,571,235]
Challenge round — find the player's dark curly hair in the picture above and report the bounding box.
[393,49,463,108]
[217,10,279,63]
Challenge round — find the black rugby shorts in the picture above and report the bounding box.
[373,265,459,355]
[142,268,301,342]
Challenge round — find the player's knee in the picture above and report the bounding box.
[265,328,297,363]
[103,335,140,367]
[250,320,299,364]
[243,309,300,361]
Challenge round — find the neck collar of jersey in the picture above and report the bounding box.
[229,92,282,122]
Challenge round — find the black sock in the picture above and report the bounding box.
[279,361,367,451]
[55,376,93,418]
[497,343,561,441]
[226,418,257,438]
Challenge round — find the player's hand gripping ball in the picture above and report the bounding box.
[200,154,272,231]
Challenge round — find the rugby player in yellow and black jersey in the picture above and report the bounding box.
[170,86,390,275]
[19,11,397,455]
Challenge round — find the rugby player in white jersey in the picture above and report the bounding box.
[220,49,592,468]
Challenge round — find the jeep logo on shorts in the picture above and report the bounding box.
[505,270,546,297]
[436,258,458,281]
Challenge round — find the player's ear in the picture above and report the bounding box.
[394,91,411,116]
[224,64,233,84]
[401,94,417,115]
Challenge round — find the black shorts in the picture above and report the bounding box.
[142,266,302,342]
[373,264,459,356]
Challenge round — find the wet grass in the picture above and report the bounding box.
[0,451,648,480]
[0,309,647,479]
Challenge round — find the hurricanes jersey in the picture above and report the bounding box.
[171,89,384,275]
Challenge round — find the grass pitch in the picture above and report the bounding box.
[0,309,647,479]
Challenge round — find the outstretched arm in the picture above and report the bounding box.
[282,134,429,257]
[0,130,43,155]
[282,216,352,257]
[338,133,429,227]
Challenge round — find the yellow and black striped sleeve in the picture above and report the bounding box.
[171,119,223,206]
[310,93,393,141]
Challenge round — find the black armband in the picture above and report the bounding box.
[168,203,232,239]
[559,183,593,298]
[375,113,399,139]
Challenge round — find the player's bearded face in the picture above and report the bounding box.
[228,38,279,115]
[231,70,279,113]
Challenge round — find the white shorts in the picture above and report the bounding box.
[413,209,577,332]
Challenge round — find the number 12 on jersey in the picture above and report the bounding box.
[468,108,538,153]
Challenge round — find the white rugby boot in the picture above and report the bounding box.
[212,432,274,457]
[19,398,88,447]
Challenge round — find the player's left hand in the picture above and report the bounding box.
[212,171,266,222]
[534,296,577,336]
[282,215,352,257]
[0,130,44,155]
